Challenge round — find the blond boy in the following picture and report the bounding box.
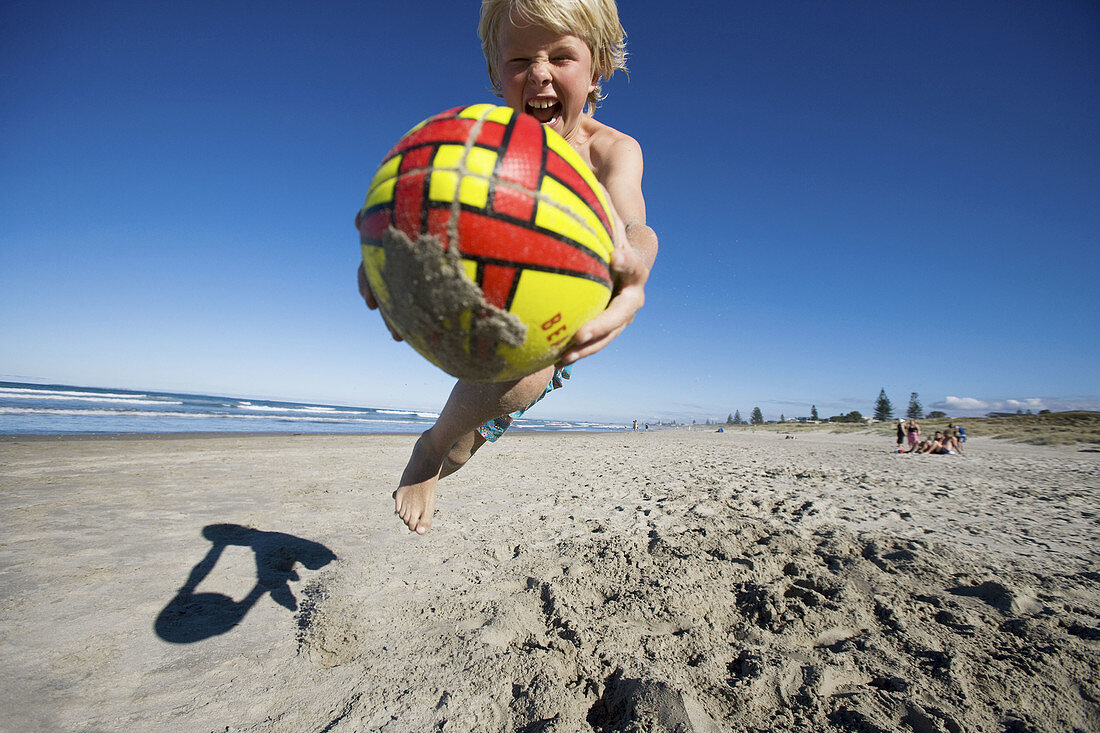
[358,0,658,533]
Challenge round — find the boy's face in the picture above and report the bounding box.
[496,18,597,144]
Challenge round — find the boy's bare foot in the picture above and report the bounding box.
[394,430,446,534]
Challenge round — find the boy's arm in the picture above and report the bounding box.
[560,135,657,365]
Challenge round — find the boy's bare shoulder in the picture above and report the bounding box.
[583,117,643,178]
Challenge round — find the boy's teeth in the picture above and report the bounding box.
[526,99,559,124]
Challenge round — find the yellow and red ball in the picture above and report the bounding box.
[356,104,615,382]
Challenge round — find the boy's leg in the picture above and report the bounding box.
[394,365,555,534]
[441,430,487,478]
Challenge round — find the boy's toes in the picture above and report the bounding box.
[414,512,433,534]
[396,503,427,534]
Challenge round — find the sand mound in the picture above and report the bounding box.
[293,512,1098,732]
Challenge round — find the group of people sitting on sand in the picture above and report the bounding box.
[896,420,966,454]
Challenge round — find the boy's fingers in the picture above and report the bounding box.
[357,264,379,310]
[561,289,641,363]
[357,264,404,341]
[383,318,404,342]
[560,258,646,363]
[598,290,641,335]
[610,243,649,292]
[560,323,627,365]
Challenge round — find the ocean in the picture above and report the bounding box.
[0,381,625,436]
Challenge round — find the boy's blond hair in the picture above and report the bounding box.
[479,0,627,111]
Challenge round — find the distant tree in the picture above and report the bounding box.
[874,389,893,421]
[906,392,923,420]
[1039,409,1051,415]
[829,410,864,423]
[733,410,743,425]
[780,413,785,423]
[926,410,947,419]
[810,405,819,421]
[726,413,734,425]
[751,407,764,425]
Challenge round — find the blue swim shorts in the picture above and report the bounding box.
[477,365,572,443]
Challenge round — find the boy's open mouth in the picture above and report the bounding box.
[525,99,561,125]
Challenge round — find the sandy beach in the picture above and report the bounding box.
[1,430,1098,732]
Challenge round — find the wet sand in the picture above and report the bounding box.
[1,430,1098,731]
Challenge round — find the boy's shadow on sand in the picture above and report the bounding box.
[155,523,336,644]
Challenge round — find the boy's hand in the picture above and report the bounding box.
[357,263,404,342]
[558,213,649,365]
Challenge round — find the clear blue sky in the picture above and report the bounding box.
[3,0,1098,423]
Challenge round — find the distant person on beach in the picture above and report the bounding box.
[935,431,960,454]
[903,432,930,454]
[896,419,905,450]
[910,431,956,455]
[907,420,920,449]
[942,427,963,454]
[357,0,658,534]
[956,424,967,443]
